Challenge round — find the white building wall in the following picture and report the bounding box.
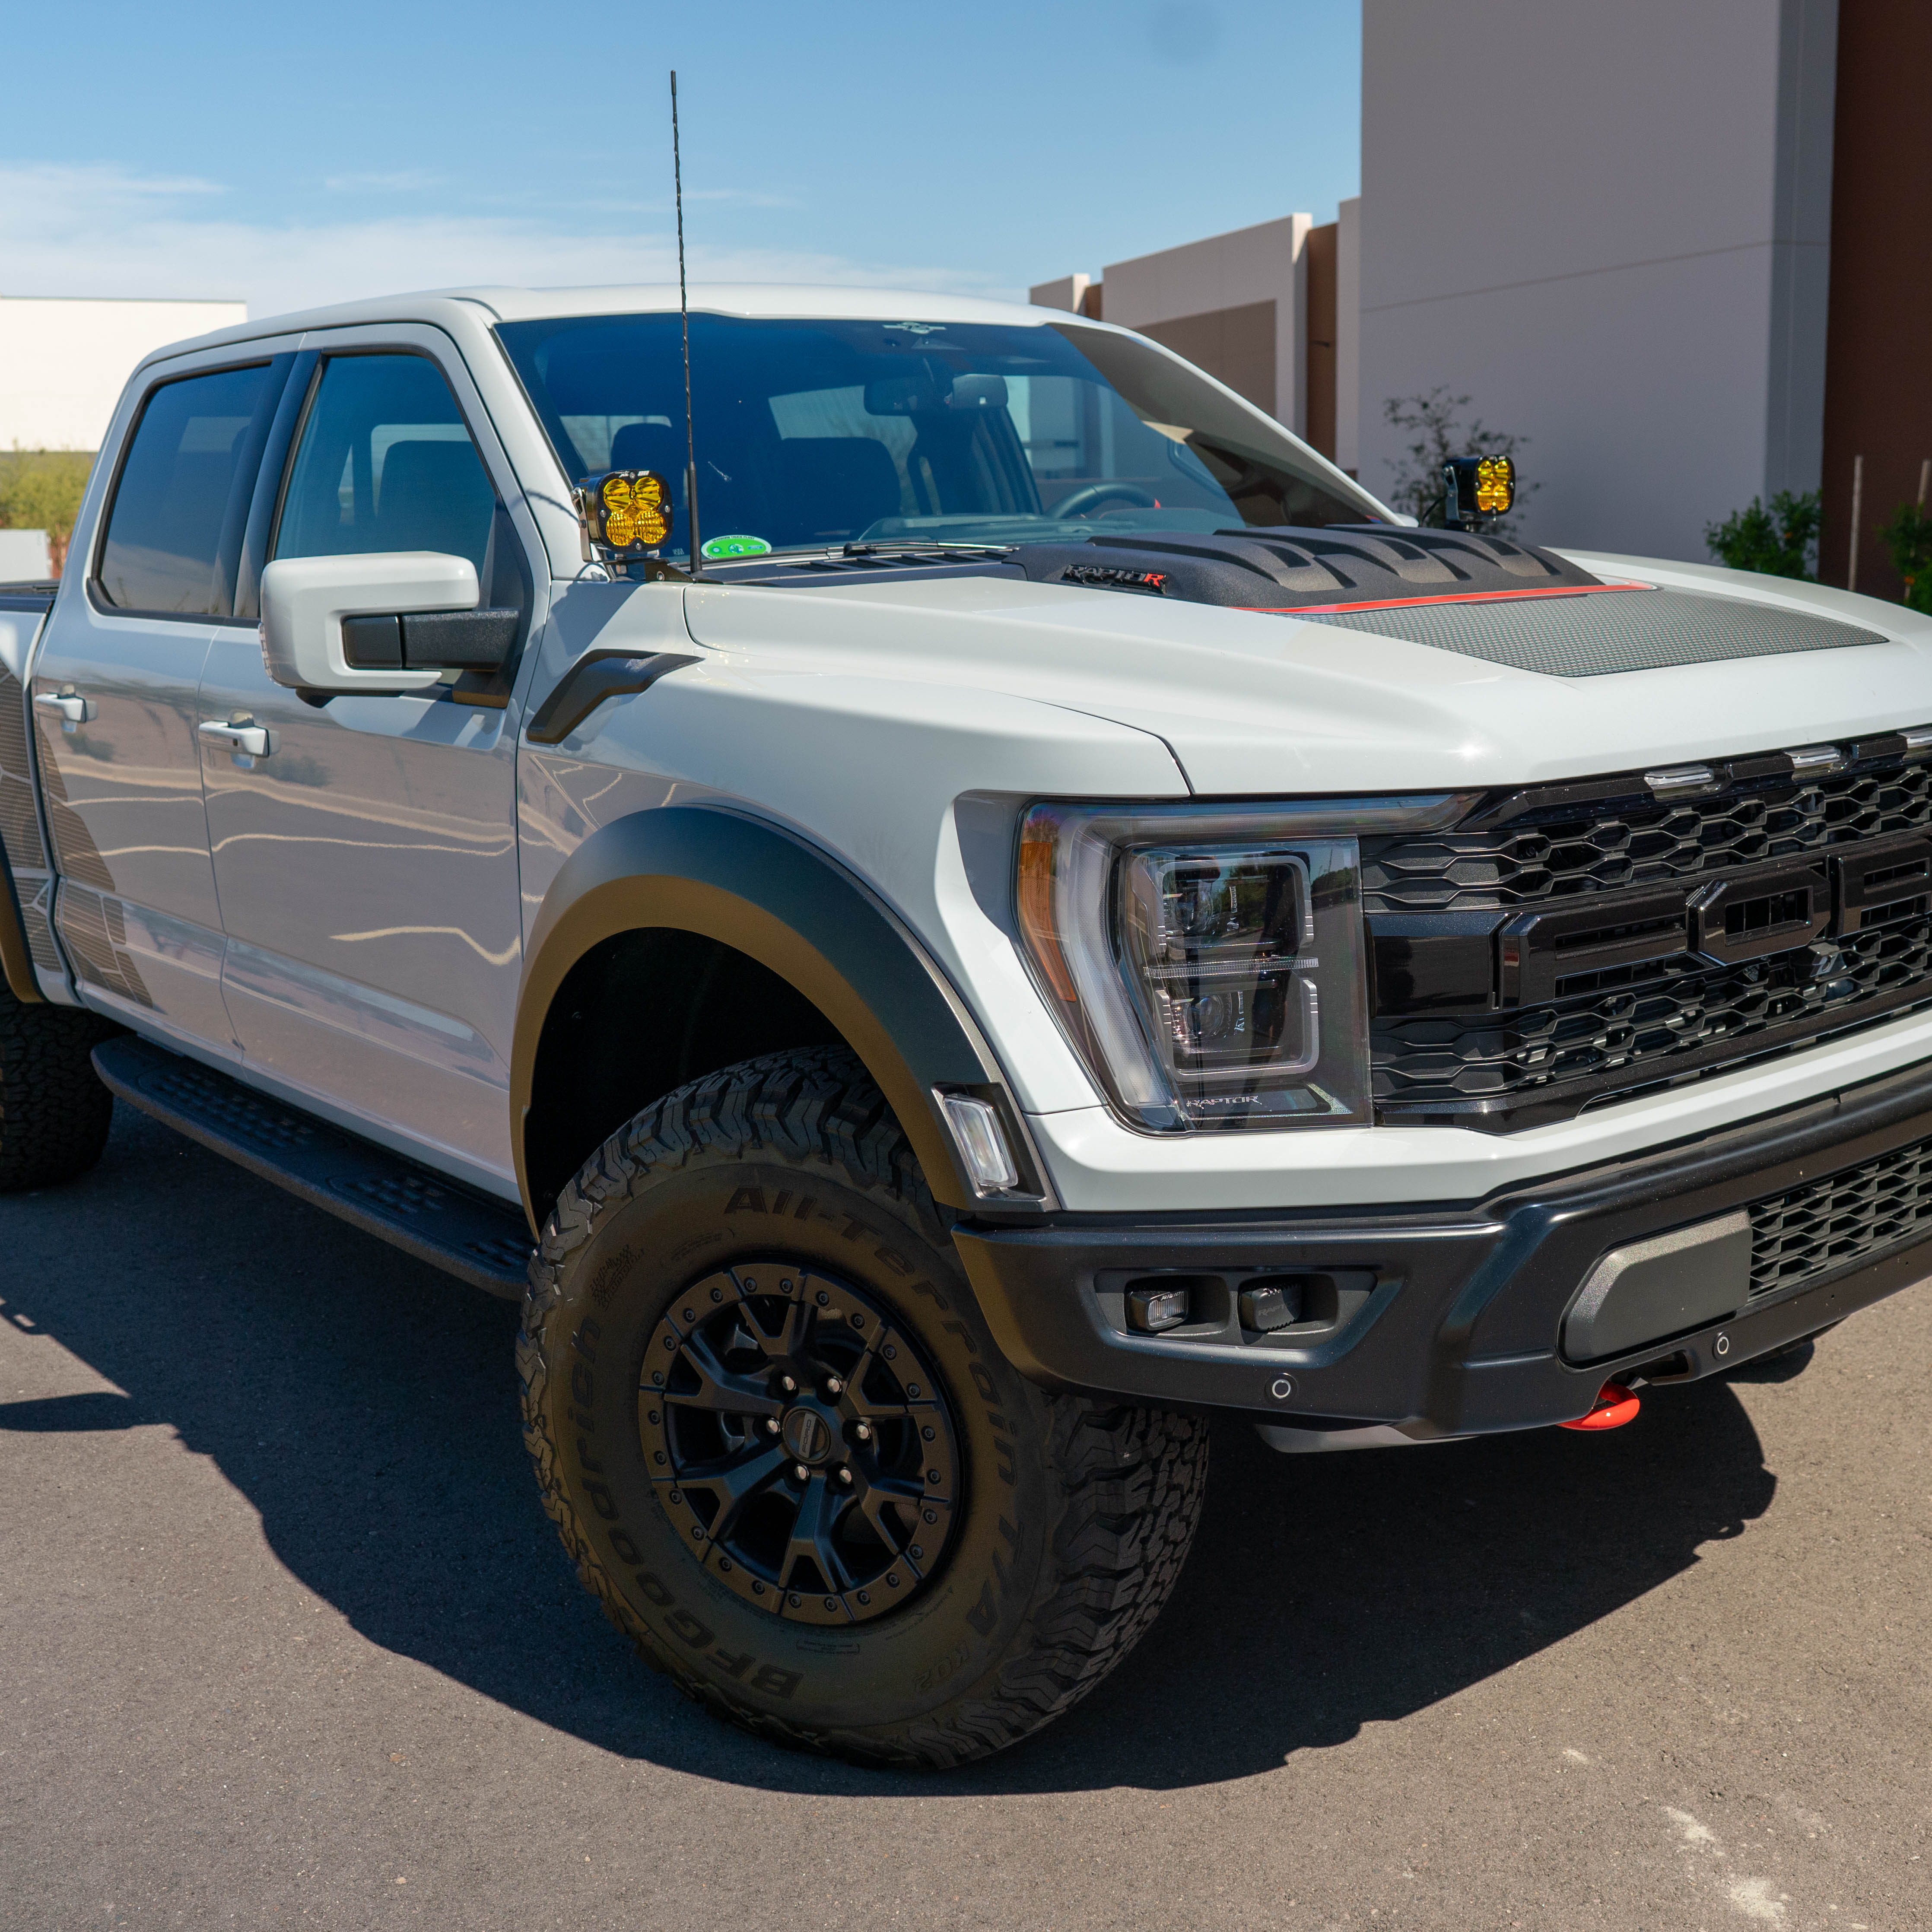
[1100,215,1314,434]
[1358,0,1837,559]
[0,296,247,450]
[1335,196,1362,473]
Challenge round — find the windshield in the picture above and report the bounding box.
[496,312,1385,562]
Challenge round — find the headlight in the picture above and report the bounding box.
[1016,796,1470,1132]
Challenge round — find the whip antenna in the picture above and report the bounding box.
[670,70,702,571]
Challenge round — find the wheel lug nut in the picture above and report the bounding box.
[855,1423,872,1442]
[824,1376,844,1397]
[836,1467,853,1485]
[764,1418,780,1435]
[779,1376,798,1395]
[793,1463,810,1482]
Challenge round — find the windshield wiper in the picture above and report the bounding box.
[842,539,1015,558]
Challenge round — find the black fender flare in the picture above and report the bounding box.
[512,804,1036,1218]
[0,817,42,1004]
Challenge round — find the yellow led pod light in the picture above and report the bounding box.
[1442,454,1516,530]
[572,468,674,568]
[1475,454,1514,516]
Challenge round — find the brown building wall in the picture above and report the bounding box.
[1137,301,1279,419]
[1820,0,1932,595]
[1303,222,1338,460]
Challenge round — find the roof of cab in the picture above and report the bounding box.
[136,282,1087,370]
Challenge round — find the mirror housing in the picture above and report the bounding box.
[258,552,480,694]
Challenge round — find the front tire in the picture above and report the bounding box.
[0,984,116,1191]
[518,1045,1208,1768]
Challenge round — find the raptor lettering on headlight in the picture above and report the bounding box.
[1014,795,1472,1132]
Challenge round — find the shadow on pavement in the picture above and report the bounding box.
[2,1106,1777,1795]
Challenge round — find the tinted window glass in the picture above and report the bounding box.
[98,364,280,614]
[496,312,1382,562]
[275,355,494,575]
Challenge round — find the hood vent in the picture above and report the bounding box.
[1010,524,1599,610]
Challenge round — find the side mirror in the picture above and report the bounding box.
[258,552,517,693]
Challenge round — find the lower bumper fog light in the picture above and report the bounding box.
[1559,1381,1641,1432]
[1125,1284,1191,1333]
[1239,1280,1299,1332]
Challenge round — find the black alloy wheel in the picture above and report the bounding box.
[520,1045,1210,1767]
[641,1260,962,1625]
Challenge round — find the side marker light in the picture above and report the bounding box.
[1560,1382,1641,1431]
[937,1092,1020,1194]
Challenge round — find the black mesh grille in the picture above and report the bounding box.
[1363,761,1932,912]
[1750,1138,1932,1297]
[1364,746,1932,1125]
[1302,588,1888,679]
[1373,907,1932,1110]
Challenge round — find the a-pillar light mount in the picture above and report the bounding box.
[572,468,681,578]
[1441,454,1516,531]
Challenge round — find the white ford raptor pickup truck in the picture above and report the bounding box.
[2,284,1928,1768]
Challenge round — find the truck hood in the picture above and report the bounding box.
[677,551,1932,795]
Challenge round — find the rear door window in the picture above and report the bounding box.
[97,363,282,616]
[273,354,496,577]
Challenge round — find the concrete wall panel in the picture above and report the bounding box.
[1360,0,1836,560]
[1102,215,1313,433]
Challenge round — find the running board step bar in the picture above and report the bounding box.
[92,1035,532,1298]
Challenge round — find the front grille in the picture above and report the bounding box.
[1363,739,1932,1128]
[1375,905,1932,1112]
[1750,1137,1932,1298]
[1363,757,1932,912]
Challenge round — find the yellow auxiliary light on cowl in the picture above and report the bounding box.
[1474,454,1514,516]
[1442,454,1516,531]
[572,468,674,573]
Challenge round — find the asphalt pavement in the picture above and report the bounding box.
[3,1103,1929,1930]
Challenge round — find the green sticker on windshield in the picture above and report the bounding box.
[701,534,773,559]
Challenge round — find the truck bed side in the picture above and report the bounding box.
[0,586,64,1001]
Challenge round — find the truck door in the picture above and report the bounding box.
[197,340,534,1192]
[33,357,289,1042]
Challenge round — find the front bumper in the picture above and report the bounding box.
[952,1057,1932,1436]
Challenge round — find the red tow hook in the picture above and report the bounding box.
[1560,1381,1641,1431]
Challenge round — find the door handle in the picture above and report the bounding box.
[34,691,94,724]
[198,718,273,757]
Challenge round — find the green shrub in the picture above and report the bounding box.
[1878,501,1932,614]
[1703,489,1821,580]
[0,449,95,575]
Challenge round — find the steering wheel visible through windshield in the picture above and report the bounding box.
[496,311,1385,563]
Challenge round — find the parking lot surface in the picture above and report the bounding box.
[3,1104,1929,1930]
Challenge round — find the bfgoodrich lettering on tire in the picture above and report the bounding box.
[517,1045,1208,1768]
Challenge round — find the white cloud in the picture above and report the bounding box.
[321,169,448,194]
[0,161,1009,318]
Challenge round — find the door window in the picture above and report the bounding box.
[274,355,496,575]
[97,363,282,616]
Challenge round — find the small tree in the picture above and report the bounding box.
[1381,389,1535,531]
[1877,500,1932,613]
[0,448,95,576]
[1703,490,1821,580]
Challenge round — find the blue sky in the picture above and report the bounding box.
[0,0,1360,317]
